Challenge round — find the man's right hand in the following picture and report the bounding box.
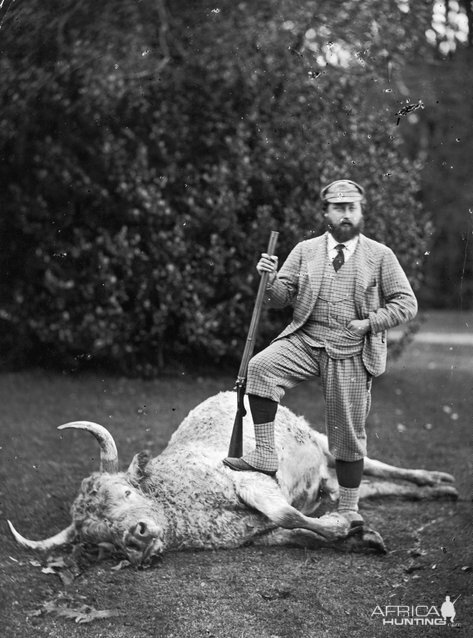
[256,253,278,283]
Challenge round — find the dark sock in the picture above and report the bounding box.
[335,459,364,488]
[248,394,278,424]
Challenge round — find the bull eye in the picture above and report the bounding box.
[124,489,132,498]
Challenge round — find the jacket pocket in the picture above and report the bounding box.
[343,327,364,341]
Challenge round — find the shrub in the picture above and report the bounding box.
[0,1,432,375]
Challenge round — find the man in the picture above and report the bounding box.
[223,179,418,529]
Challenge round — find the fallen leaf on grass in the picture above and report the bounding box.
[30,554,80,584]
[408,549,427,558]
[30,609,43,617]
[110,559,131,571]
[404,562,425,574]
[258,588,292,600]
[34,600,119,624]
[58,569,76,586]
[45,557,68,569]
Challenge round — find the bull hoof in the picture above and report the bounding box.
[413,469,456,486]
[432,484,459,500]
[316,511,364,538]
[429,471,455,484]
[346,526,388,554]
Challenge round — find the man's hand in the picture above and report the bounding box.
[256,253,278,283]
[347,319,370,336]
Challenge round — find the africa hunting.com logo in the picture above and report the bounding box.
[371,595,461,627]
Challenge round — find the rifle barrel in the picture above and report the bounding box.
[236,230,279,380]
[227,230,279,457]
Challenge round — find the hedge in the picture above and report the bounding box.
[0,1,433,375]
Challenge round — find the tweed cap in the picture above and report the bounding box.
[320,179,365,203]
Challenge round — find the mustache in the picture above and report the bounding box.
[327,220,355,230]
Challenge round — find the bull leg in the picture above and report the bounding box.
[323,442,455,487]
[234,475,350,541]
[250,527,387,553]
[362,457,455,486]
[251,528,329,548]
[359,478,458,501]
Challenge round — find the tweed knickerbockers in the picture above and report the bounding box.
[246,333,372,461]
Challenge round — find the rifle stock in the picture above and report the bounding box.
[227,377,246,458]
[227,231,279,457]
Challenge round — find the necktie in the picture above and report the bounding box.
[332,244,345,272]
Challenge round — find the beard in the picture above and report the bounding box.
[326,217,365,243]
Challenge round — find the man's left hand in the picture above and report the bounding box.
[348,319,370,336]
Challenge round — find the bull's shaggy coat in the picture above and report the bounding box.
[8,392,456,563]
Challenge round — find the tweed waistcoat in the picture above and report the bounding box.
[299,251,364,358]
[265,233,418,377]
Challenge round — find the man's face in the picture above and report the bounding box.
[324,201,364,242]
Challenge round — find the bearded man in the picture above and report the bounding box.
[223,179,418,529]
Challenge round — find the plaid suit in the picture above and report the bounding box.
[263,232,417,377]
[245,232,417,461]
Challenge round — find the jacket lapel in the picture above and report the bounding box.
[305,234,328,302]
[354,234,377,315]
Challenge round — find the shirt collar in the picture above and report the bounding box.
[327,232,360,253]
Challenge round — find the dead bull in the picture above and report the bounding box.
[8,392,457,565]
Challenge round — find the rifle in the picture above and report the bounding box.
[227,230,279,457]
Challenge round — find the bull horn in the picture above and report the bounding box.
[58,421,119,473]
[7,520,76,551]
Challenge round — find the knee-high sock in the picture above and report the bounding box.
[242,421,279,472]
[335,459,364,487]
[241,395,279,470]
[335,459,364,512]
[248,394,278,424]
[338,486,360,512]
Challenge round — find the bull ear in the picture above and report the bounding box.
[126,451,150,483]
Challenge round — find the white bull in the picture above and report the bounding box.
[8,392,457,564]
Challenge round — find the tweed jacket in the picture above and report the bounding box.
[264,232,418,377]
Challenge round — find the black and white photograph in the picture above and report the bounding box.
[1,1,472,636]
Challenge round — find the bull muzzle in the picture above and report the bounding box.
[123,520,164,565]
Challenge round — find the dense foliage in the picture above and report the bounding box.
[1,1,434,375]
[401,51,473,310]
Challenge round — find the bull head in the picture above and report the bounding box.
[8,422,166,565]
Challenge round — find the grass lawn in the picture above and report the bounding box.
[0,340,472,637]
